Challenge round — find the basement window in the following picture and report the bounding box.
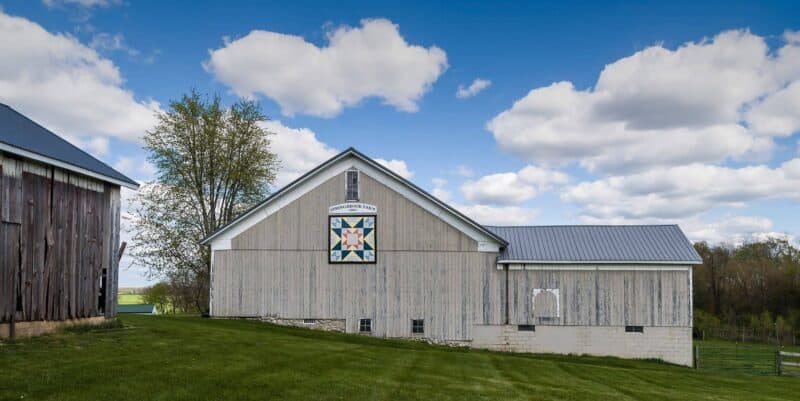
[412,319,424,334]
[625,325,644,333]
[359,318,372,333]
[303,319,316,325]
[346,170,359,201]
[518,325,535,332]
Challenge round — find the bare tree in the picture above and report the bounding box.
[131,90,278,314]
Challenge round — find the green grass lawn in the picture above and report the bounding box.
[117,294,144,304]
[2,316,799,401]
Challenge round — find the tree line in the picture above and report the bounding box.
[693,238,800,344]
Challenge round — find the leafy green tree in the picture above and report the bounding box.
[131,90,278,314]
[142,282,170,314]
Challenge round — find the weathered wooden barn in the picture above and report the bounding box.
[0,104,138,338]
[201,148,702,366]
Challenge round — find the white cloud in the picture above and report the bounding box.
[89,32,140,57]
[461,165,569,205]
[43,0,121,8]
[488,30,800,173]
[455,165,474,177]
[561,159,800,220]
[206,18,448,117]
[375,158,413,179]
[261,120,338,187]
[456,78,491,99]
[747,81,800,136]
[454,204,539,226]
[113,156,156,181]
[431,178,451,202]
[0,11,160,143]
[578,214,779,246]
[685,216,775,245]
[461,173,537,205]
[263,120,412,186]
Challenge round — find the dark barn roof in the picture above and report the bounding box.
[486,225,702,264]
[0,103,138,188]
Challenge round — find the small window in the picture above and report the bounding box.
[518,324,535,332]
[359,318,372,333]
[303,319,316,325]
[411,319,424,334]
[346,170,359,201]
[625,325,644,333]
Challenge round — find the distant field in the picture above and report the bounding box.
[117,294,144,304]
[1,316,799,401]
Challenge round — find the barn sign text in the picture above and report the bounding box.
[328,203,377,215]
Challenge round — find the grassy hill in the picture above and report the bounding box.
[116,294,144,305]
[1,316,798,400]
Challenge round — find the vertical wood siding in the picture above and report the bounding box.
[233,173,476,252]
[0,152,121,322]
[213,169,692,342]
[212,250,504,340]
[507,268,692,327]
[216,170,502,340]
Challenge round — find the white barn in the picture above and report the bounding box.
[201,148,701,366]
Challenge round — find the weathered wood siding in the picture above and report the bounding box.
[233,173,476,252]
[213,251,503,339]
[507,268,692,327]
[213,171,503,340]
[0,152,121,322]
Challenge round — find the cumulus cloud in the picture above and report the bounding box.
[89,32,140,57]
[263,120,413,187]
[206,18,448,117]
[261,120,338,187]
[0,11,160,144]
[561,159,800,220]
[454,204,539,226]
[43,0,121,8]
[461,165,569,205]
[488,30,800,173]
[455,165,474,177]
[375,158,413,179]
[456,78,491,99]
[430,178,451,202]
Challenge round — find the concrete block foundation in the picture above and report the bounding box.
[471,325,693,366]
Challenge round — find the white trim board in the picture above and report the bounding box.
[206,151,504,252]
[503,263,691,272]
[0,143,138,189]
[498,260,700,265]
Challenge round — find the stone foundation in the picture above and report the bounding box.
[0,316,107,339]
[259,316,346,332]
[471,325,693,366]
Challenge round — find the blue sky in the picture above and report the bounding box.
[1,1,799,286]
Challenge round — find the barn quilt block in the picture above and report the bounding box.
[330,216,376,263]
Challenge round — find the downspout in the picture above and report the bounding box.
[504,264,509,325]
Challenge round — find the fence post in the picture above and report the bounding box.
[777,351,782,376]
[694,345,700,369]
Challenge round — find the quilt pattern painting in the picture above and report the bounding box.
[330,216,376,263]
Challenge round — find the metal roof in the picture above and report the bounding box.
[0,103,138,188]
[486,225,702,264]
[117,304,157,314]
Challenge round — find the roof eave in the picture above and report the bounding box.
[0,142,139,189]
[200,147,507,247]
[497,259,703,265]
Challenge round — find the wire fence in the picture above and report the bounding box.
[695,343,780,376]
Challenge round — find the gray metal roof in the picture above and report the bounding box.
[0,103,138,188]
[486,225,702,263]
